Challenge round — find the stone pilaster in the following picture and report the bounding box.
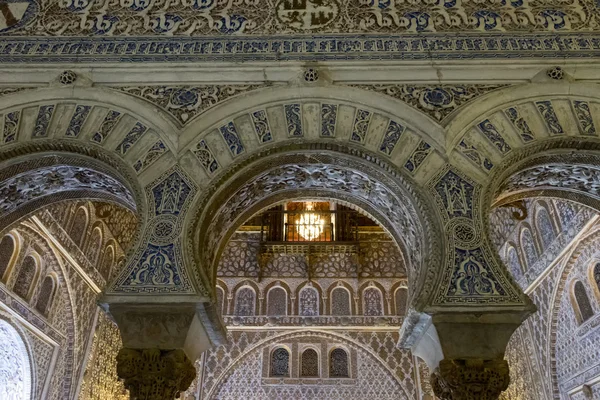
[431,358,510,400]
[116,348,196,400]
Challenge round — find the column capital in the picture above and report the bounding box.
[117,348,196,400]
[431,358,510,400]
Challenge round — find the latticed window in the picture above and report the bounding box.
[270,348,290,377]
[363,287,383,316]
[86,228,102,264]
[267,287,287,315]
[234,287,255,316]
[520,228,538,270]
[329,348,349,378]
[299,287,319,316]
[301,349,319,377]
[0,235,15,280]
[100,246,114,280]
[69,207,88,247]
[594,263,600,292]
[35,276,55,317]
[216,287,225,315]
[395,287,408,316]
[574,281,594,323]
[331,287,351,315]
[507,247,523,277]
[13,256,37,300]
[536,208,556,250]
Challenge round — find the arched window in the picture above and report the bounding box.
[520,228,538,270]
[594,263,600,292]
[536,207,556,250]
[329,348,349,378]
[507,247,523,277]
[267,287,287,316]
[574,281,594,323]
[234,286,255,316]
[100,246,114,281]
[216,286,225,315]
[395,287,408,316]
[86,227,103,264]
[0,320,32,400]
[12,256,37,300]
[0,235,15,281]
[301,349,319,377]
[363,287,383,316]
[35,276,56,317]
[299,286,319,316]
[331,287,351,315]
[69,207,88,247]
[270,348,290,377]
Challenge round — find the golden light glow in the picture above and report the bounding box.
[297,202,325,241]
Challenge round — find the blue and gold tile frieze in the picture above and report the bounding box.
[1,34,600,63]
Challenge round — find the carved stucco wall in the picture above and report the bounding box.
[0,199,135,400]
[496,199,600,399]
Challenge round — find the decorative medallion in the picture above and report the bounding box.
[276,0,339,30]
[150,215,179,245]
[0,0,37,34]
[448,218,479,248]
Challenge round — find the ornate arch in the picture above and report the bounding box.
[186,142,443,313]
[207,329,413,399]
[0,312,35,400]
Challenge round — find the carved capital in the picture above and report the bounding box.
[117,348,196,400]
[431,359,510,400]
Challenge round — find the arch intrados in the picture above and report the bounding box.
[0,314,34,400]
[179,85,445,148]
[189,146,439,303]
[0,149,145,244]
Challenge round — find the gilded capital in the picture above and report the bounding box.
[116,348,196,400]
[431,359,510,400]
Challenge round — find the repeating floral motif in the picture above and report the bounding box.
[355,84,506,122]
[65,105,91,138]
[133,140,168,173]
[3,111,20,144]
[456,139,494,172]
[284,103,303,137]
[351,109,372,143]
[504,106,535,143]
[477,119,512,154]
[117,85,262,126]
[32,105,55,138]
[572,100,597,136]
[251,110,273,143]
[91,110,122,144]
[7,1,599,37]
[219,121,245,156]
[404,140,431,173]
[115,122,148,155]
[379,120,405,155]
[192,139,219,174]
[536,100,564,135]
[321,104,338,137]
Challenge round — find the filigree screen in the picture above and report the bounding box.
[574,281,594,323]
[299,287,319,316]
[536,208,556,250]
[329,348,349,378]
[301,349,319,377]
[394,288,407,316]
[267,287,287,316]
[363,287,383,316]
[331,287,351,315]
[234,287,255,316]
[13,256,36,300]
[0,235,14,279]
[270,348,290,377]
[35,276,54,316]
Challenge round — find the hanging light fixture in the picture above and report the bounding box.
[297,202,324,241]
